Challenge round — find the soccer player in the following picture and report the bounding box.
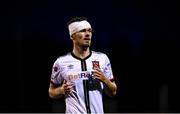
[48,16,117,113]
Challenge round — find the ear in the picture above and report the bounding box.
[70,34,75,40]
[70,36,74,40]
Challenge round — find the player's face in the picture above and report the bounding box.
[72,28,92,47]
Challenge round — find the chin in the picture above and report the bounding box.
[84,45,90,48]
[81,44,90,48]
[83,43,91,47]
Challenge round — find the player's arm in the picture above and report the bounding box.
[48,80,73,99]
[48,83,65,99]
[93,68,117,97]
[103,79,117,97]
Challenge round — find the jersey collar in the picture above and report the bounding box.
[71,50,92,61]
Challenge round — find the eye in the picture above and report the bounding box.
[88,29,92,32]
[79,29,86,32]
[79,28,92,33]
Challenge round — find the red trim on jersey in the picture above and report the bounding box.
[110,78,115,82]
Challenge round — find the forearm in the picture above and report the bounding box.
[49,86,65,99]
[103,79,117,97]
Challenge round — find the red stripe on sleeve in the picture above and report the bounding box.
[110,78,114,82]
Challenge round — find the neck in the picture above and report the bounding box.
[72,45,90,59]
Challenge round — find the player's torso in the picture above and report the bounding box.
[59,51,107,96]
[59,51,106,113]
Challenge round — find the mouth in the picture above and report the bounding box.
[84,38,90,40]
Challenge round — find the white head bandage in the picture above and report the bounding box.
[68,20,91,36]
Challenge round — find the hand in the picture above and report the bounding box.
[62,80,73,94]
[93,68,108,83]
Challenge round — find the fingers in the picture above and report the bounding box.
[93,68,104,80]
[93,68,107,82]
[63,80,67,84]
[63,80,73,94]
[93,67,102,73]
[93,68,103,76]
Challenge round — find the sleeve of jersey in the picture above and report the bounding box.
[103,54,114,82]
[50,60,63,86]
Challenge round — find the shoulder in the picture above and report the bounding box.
[54,52,71,64]
[92,50,109,58]
[92,50,106,56]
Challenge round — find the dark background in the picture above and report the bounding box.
[0,0,178,113]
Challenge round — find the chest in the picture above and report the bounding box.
[60,57,106,82]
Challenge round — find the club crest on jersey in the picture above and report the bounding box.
[92,60,100,69]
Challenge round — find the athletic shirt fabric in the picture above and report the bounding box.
[50,51,114,114]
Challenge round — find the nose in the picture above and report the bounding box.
[86,28,92,34]
[85,33,90,37]
[84,30,90,37]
